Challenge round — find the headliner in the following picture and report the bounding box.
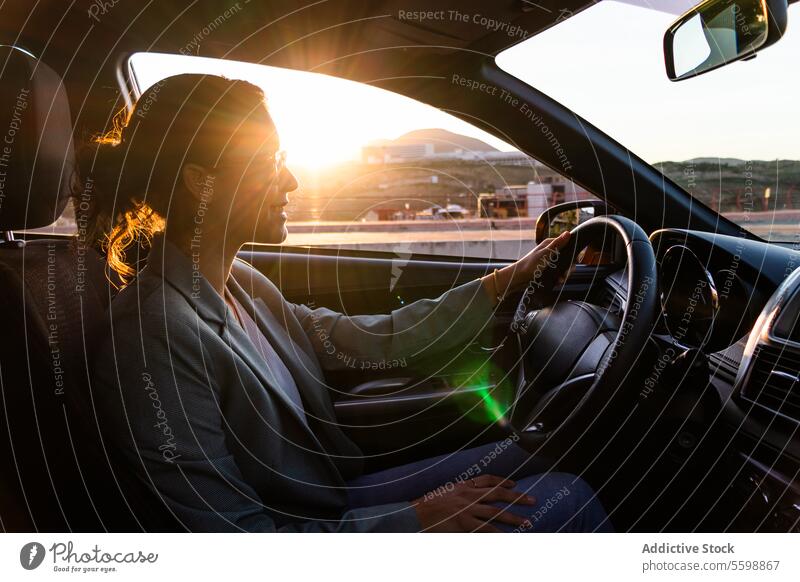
[0,0,593,133]
[1,1,593,86]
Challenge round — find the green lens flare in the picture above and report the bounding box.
[452,359,511,425]
[476,386,505,423]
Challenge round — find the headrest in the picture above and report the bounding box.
[0,46,74,231]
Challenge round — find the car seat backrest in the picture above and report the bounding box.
[0,46,174,532]
[0,45,73,235]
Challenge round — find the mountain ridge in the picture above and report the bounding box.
[369,128,500,154]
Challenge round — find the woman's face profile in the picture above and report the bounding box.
[208,104,298,246]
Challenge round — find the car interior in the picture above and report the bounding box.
[1,0,799,533]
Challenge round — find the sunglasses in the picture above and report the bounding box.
[213,150,287,177]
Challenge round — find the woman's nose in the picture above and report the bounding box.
[280,166,298,193]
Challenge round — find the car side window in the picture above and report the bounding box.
[42,52,599,259]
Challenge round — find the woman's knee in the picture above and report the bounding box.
[518,472,595,503]
[550,472,595,501]
[512,471,610,532]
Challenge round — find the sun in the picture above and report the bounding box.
[131,52,514,171]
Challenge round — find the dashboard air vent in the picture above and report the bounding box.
[741,345,800,421]
[737,265,800,422]
[709,338,746,385]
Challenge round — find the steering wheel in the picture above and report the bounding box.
[506,215,660,457]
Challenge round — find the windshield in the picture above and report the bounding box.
[497,0,800,244]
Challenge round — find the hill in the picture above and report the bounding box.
[657,159,800,213]
[371,128,500,154]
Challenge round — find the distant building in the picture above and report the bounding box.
[416,203,470,220]
[362,143,435,164]
[462,151,534,166]
[362,128,537,167]
[376,208,414,221]
[479,178,595,219]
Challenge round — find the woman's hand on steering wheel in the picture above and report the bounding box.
[482,230,572,305]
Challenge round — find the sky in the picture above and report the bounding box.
[131,0,800,169]
[497,0,800,163]
[131,53,514,169]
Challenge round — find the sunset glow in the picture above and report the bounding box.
[131,53,513,170]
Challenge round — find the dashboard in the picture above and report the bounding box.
[650,229,797,353]
[645,229,800,428]
[608,228,800,531]
[584,229,800,532]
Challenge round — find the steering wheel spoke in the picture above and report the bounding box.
[506,215,660,456]
[523,372,599,432]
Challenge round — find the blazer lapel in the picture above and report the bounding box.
[227,278,362,469]
[221,307,354,481]
[147,235,351,481]
[219,309,309,426]
[226,279,338,426]
[251,297,338,420]
[247,295,364,473]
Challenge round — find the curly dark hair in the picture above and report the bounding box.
[73,73,267,284]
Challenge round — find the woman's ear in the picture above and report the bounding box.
[181,163,214,202]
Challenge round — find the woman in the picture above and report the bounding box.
[84,74,611,532]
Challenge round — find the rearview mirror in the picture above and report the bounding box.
[664,0,788,81]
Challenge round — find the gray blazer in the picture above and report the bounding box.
[94,235,495,532]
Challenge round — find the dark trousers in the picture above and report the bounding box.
[346,439,613,532]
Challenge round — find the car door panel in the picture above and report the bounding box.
[237,244,613,463]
